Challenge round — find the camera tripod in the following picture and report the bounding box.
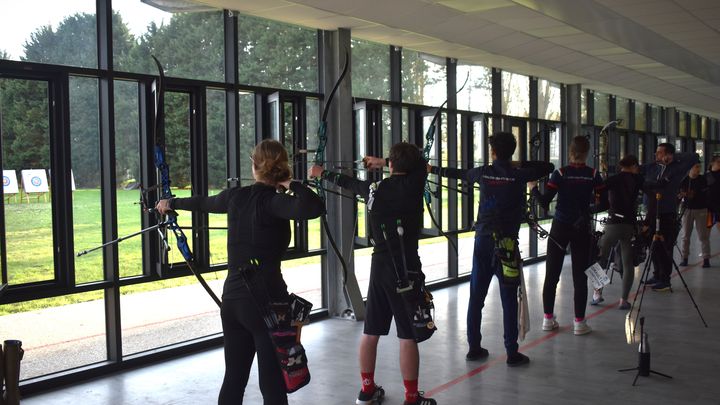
[626,192,708,343]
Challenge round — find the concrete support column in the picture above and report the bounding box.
[320,28,365,320]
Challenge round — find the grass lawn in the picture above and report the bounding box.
[1,188,356,314]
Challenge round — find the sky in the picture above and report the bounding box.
[0,0,168,59]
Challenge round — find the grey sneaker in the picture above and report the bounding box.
[573,319,592,335]
[542,316,559,331]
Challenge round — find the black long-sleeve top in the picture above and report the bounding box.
[321,163,426,269]
[597,172,645,225]
[170,181,325,300]
[679,175,708,210]
[431,160,554,237]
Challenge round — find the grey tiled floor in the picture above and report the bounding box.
[23,232,720,404]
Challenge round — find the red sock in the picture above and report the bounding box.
[361,372,375,393]
[404,379,419,402]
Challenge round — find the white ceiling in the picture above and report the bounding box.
[191,0,720,119]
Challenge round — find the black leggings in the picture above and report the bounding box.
[218,296,288,405]
[543,219,592,319]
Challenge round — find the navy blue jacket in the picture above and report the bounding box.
[431,160,554,237]
[533,163,604,226]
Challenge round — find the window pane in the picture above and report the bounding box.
[0,292,107,380]
[696,140,705,171]
[70,76,103,283]
[634,102,646,131]
[121,276,223,355]
[679,112,687,137]
[0,0,97,68]
[538,79,561,121]
[501,71,529,118]
[458,231,474,275]
[239,92,256,187]
[113,2,224,82]
[114,80,143,278]
[616,96,628,129]
[355,246,373,298]
[283,256,322,310]
[402,50,446,106]
[473,120,486,166]
[111,0,167,71]
[593,91,609,125]
[457,63,491,113]
[420,237,448,282]
[237,15,317,91]
[690,113,698,138]
[207,89,228,266]
[650,105,661,133]
[352,39,389,100]
[581,90,587,124]
[382,106,392,158]
[0,78,54,284]
[165,92,194,258]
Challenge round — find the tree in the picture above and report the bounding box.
[0,78,50,171]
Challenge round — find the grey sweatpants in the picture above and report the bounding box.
[681,208,711,259]
[598,223,636,300]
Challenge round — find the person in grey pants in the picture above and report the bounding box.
[594,155,646,310]
[679,163,711,268]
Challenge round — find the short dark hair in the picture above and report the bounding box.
[658,142,675,155]
[489,132,516,160]
[389,142,423,173]
[618,154,639,168]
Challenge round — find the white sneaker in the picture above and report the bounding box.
[574,319,592,335]
[542,316,559,331]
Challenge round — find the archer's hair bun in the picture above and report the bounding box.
[252,140,292,185]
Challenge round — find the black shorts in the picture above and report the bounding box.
[364,253,415,339]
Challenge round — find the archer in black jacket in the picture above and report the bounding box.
[310,142,437,405]
[157,140,324,405]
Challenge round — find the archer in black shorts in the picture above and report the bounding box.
[311,142,436,405]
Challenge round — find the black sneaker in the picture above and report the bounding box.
[680,258,689,266]
[703,259,711,268]
[642,276,659,285]
[506,352,530,367]
[404,392,437,405]
[465,347,489,361]
[651,281,672,292]
[356,385,385,404]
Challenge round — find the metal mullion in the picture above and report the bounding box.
[191,88,210,269]
[97,0,122,360]
[528,78,538,258]
[390,45,402,145]
[460,114,473,231]
[139,81,159,277]
[50,74,75,289]
[224,10,240,187]
[294,97,309,253]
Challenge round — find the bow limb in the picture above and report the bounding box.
[313,50,350,285]
[151,56,221,308]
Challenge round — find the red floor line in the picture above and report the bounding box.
[425,254,716,398]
